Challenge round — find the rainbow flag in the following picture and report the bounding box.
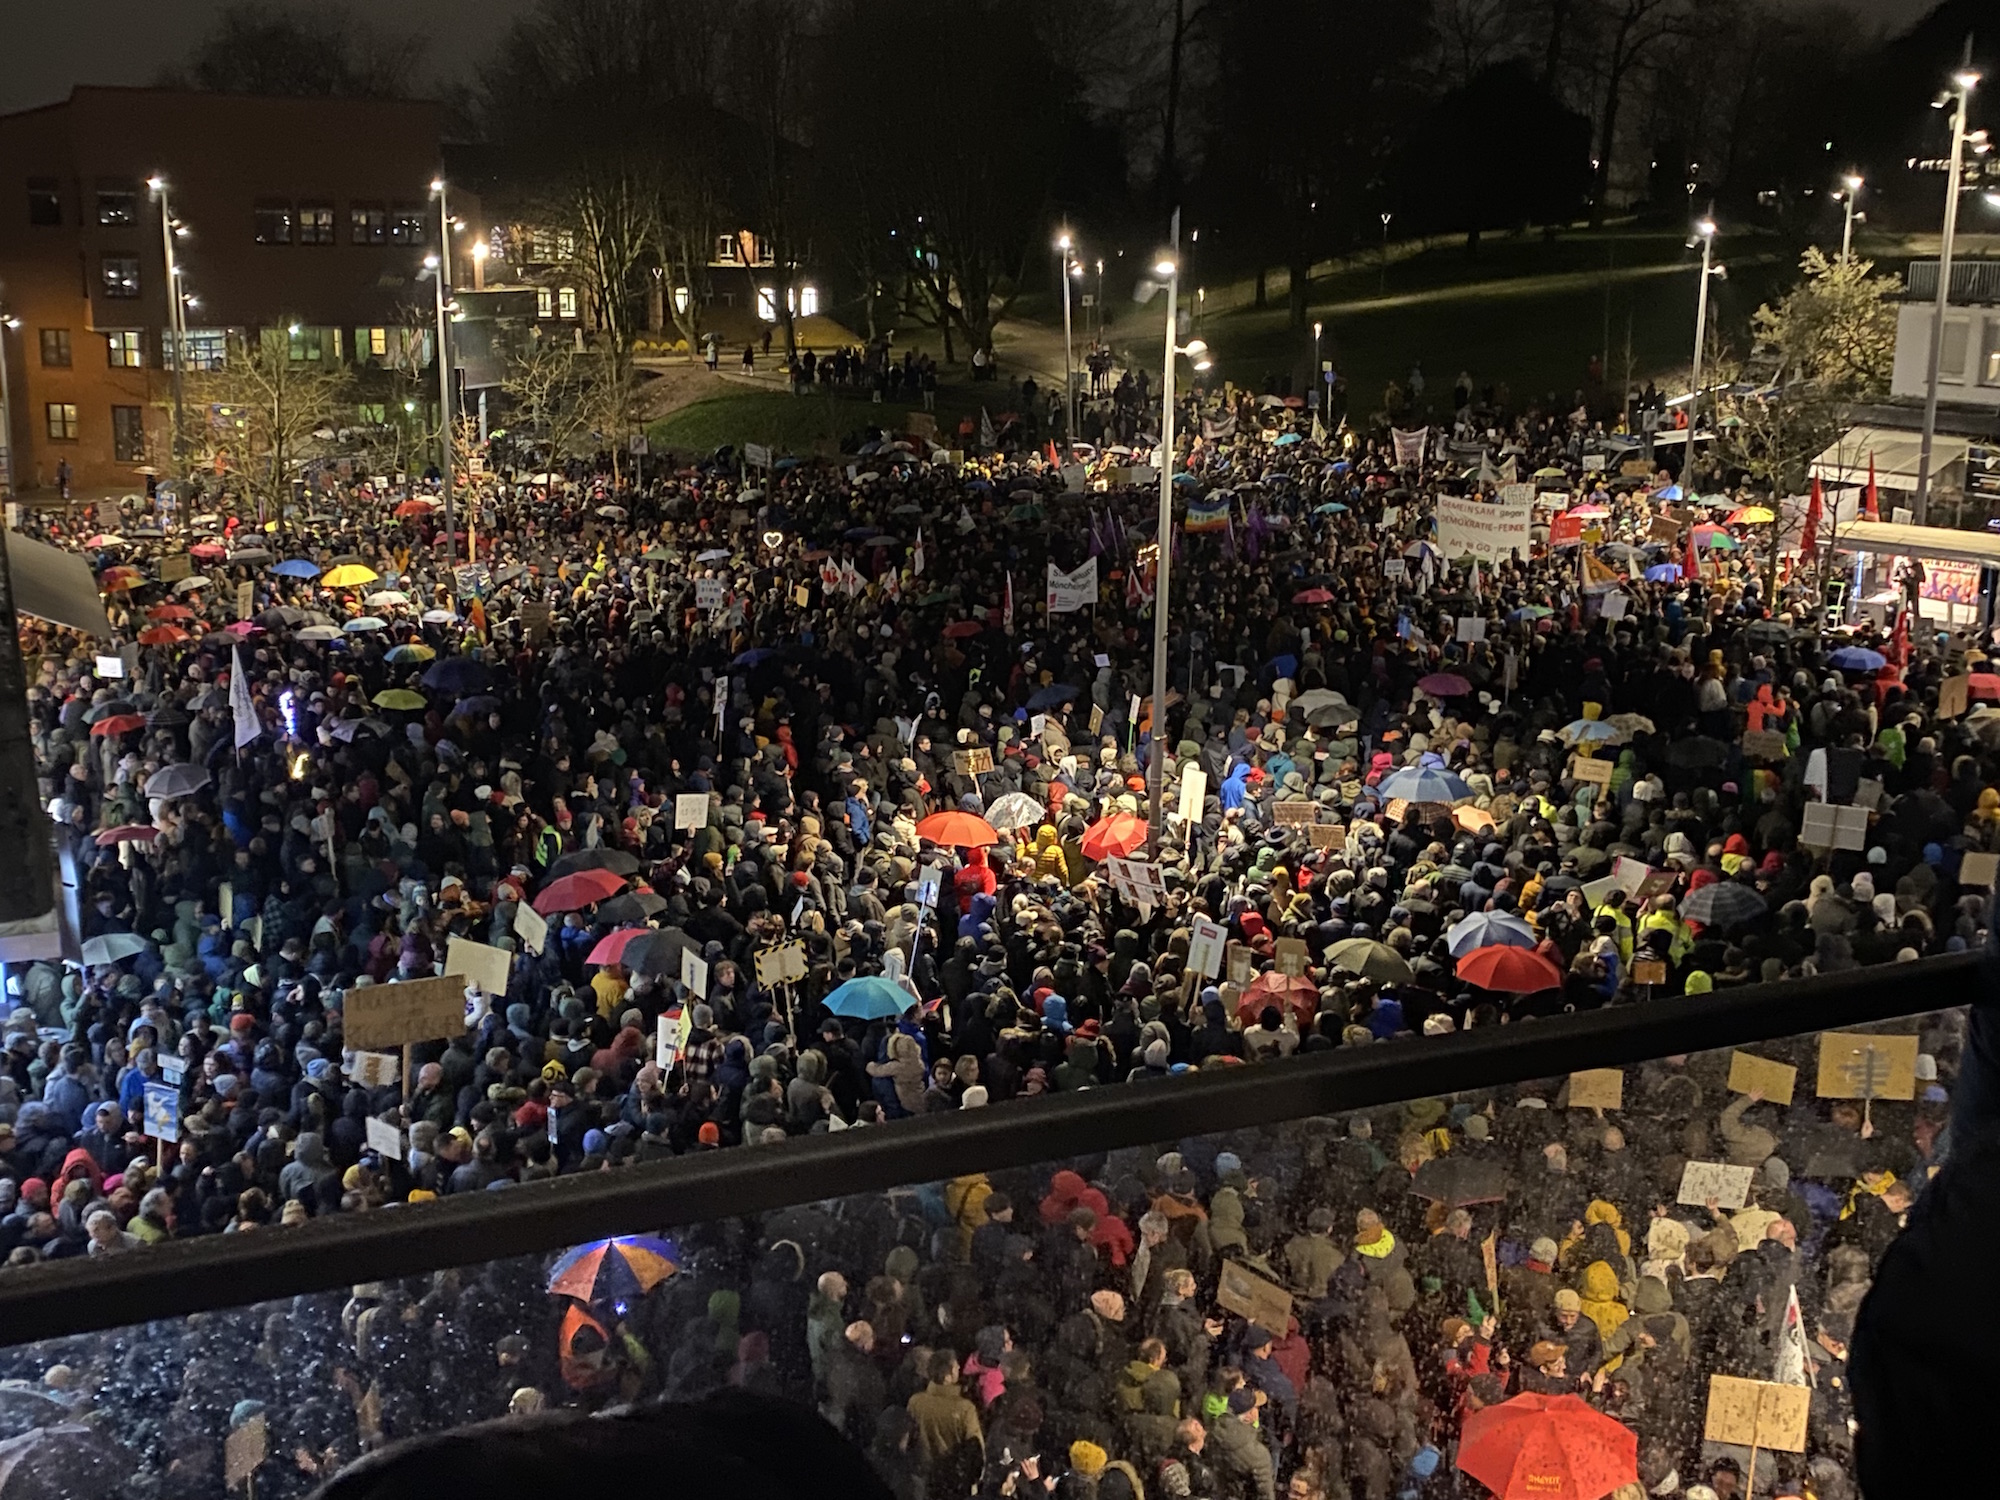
[1184,497,1230,533]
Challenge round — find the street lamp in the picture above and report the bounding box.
[1681,214,1720,499]
[149,175,189,480]
[1312,320,1323,412]
[1055,232,1079,454]
[1915,51,1980,526]
[429,176,458,564]
[0,307,19,500]
[1840,172,1864,262]
[1379,212,1393,294]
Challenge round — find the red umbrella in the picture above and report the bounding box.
[1418,672,1471,697]
[915,811,998,847]
[533,867,628,915]
[1080,812,1149,862]
[1968,673,2000,700]
[189,542,228,559]
[1236,971,1318,1023]
[1457,1393,1637,1500]
[1292,587,1334,604]
[95,824,158,845]
[145,603,195,620]
[137,625,188,645]
[394,499,438,518]
[586,927,650,966]
[1457,944,1564,993]
[89,714,147,737]
[942,619,984,639]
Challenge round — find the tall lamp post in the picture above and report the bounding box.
[0,305,17,499]
[1145,210,1211,855]
[1311,320,1323,410]
[1681,213,1719,499]
[147,176,189,481]
[429,177,457,567]
[1056,232,1078,455]
[1839,172,1864,263]
[1915,52,1980,527]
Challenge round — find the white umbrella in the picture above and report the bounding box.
[365,590,411,608]
[985,792,1047,832]
[297,624,343,641]
[344,616,388,632]
[421,608,458,624]
[171,575,211,594]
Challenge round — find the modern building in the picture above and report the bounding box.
[0,86,476,496]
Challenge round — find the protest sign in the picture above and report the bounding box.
[1816,1032,1918,1101]
[143,1081,181,1143]
[1800,803,1869,852]
[695,578,726,611]
[1456,616,1486,642]
[519,601,552,643]
[1851,777,1883,811]
[1649,517,1681,544]
[1177,767,1207,825]
[754,940,809,987]
[1216,1259,1294,1331]
[1582,453,1607,471]
[1188,917,1226,979]
[445,937,513,997]
[743,442,772,469]
[1045,558,1098,613]
[675,793,710,831]
[955,747,994,775]
[1548,514,1583,548]
[235,580,255,621]
[1960,851,2000,889]
[225,1415,268,1491]
[680,947,709,999]
[158,552,191,583]
[351,1051,400,1088]
[1569,755,1613,785]
[1937,674,1970,719]
[1308,823,1347,850]
[1106,857,1167,907]
[1434,496,1532,561]
[1678,1160,1756,1211]
[1381,558,1406,578]
[1273,937,1310,978]
[1727,1051,1797,1106]
[343,976,466,1050]
[1600,592,1628,620]
[1630,957,1667,986]
[365,1115,405,1161]
[512,900,549,955]
[1497,482,1535,507]
[1226,945,1255,987]
[1390,427,1428,465]
[1703,1376,1810,1453]
[1567,1069,1624,1110]
[1272,800,1316,825]
[1741,730,1789,761]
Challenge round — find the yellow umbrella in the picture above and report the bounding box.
[1726,506,1775,525]
[372,688,427,710]
[321,564,380,588]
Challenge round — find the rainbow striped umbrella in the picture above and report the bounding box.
[546,1236,681,1301]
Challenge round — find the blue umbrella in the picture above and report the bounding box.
[1313,502,1348,514]
[422,656,492,693]
[732,648,778,667]
[1445,911,1539,957]
[1273,431,1302,446]
[452,695,501,717]
[1561,719,1621,745]
[1026,683,1080,711]
[1643,563,1683,582]
[1652,484,1684,501]
[1829,646,1886,671]
[270,559,320,578]
[824,975,915,1020]
[1378,766,1471,802]
[1172,472,1203,488]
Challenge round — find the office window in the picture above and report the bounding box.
[714,233,740,264]
[27,177,61,226]
[111,405,145,462]
[45,403,78,441]
[357,402,387,425]
[389,203,426,244]
[288,326,325,362]
[1941,319,1969,381]
[350,202,387,244]
[166,329,228,371]
[536,287,554,319]
[253,201,293,244]
[557,286,578,319]
[101,255,140,298]
[556,230,575,261]
[39,329,70,368]
[1982,318,2000,387]
[106,330,143,368]
[366,326,388,357]
[96,188,136,226]
[298,203,335,245]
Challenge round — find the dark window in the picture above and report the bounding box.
[101,256,140,298]
[106,331,143,368]
[45,402,78,441]
[96,189,136,226]
[253,201,293,245]
[298,203,335,245]
[27,177,61,226]
[389,203,426,244]
[38,329,70,368]
[350,202,386,244]
[111,405,146,463]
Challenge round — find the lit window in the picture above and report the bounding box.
[714,234,740,264]
[96,189,136,226]
[168,330,228,371]
[350,203,387,244]
[368,327,388,357]
[106,331,143,368]
[298,203,335,244]
[756,287,777,322]
[253,201,293,245]
[357,403,387,425]
[389,204,426,244]
[39,329,70,368]
[556,231,575,261]
[557,287,578,319]
[101,256,140,298]
[536,287,554,319]
[288,327,323,362]
[112,406,145,462]
[45,402,78,441]
[800,285,819,317]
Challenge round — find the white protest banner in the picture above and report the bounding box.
[1178,767,1207,825]
[1601,592,1629,620]
[1677,1160,1755,1211]
[512,899,548,955]
[743,442,772,469]
[695,578,726,611]
[1106,856,1167,907]
[679,947,709,999]
[1391,427,1428,465]
[1800,802,1869,852]
[1434,496,1533,562]
[1188,916,1226,979]
[1045,557,1098,613]
[1382,558,1406,579]
[675,793,709,831]
[1456,617,1486,643]
[94,654,126,679]
[1498,482,1536,506]
[1582,453,1607,471]
[365,1115,406,1161]
[445,937,513,997]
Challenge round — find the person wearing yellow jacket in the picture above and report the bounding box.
[1637,895,1692,964]
[1593,892,1634,967]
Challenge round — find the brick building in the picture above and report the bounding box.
[0,87,471,496]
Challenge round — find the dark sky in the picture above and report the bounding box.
[0,0,1945,117]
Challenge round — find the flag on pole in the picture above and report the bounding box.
[1311,413,1327,446]
[980,407,996,450]
[1773,1284,1813,1387]
[1003,570,1014,630]
[229,645,260,748]
[1865,452,1880,521]
[1801,476,1823,557]
[1468,558,1481,598]
[912,526,925,577]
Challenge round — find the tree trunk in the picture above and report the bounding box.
[1589,63,1627,228]
[1542,0,1571,84]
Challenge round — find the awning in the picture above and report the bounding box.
[1830,519,2000,568]
[1811,426,1969,489]
[4,530,114,636]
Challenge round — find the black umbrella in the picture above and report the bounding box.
[547,849,641,881]
[1410,1155,1509,1207]
[1664,736,1730,769]
[83,700,138,724]
[622,926,698,976]
[0,1425,135,1498]
[1680,881,1767,928]
[147,705,189,728]
[0,1389,66,1442]
[596,890,670,926]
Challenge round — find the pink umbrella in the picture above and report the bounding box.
[586,927,650,966]
[1418,673,1471,697]
[223,621,261,636]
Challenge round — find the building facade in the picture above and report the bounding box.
[0,87,472,496]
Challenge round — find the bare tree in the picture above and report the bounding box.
[182,329,352,513]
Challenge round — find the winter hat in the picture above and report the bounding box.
[960,1086,989,1108]
[1553,1289,1582,1313]
[697,1122,720,1145]
[1090,1289,1126,1322]
[1069,1443,1108,1477]
[1530,1237,1559,1265]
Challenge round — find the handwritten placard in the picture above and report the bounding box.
[679,947,709,999]
[675,792,709,831]
[1703,1375,1810,1453]
[1938,674,1970,720]
[1178,767,1207,825]
[955,747,995,776]
[1273,938,1309,978]
[753,939,809,987]
[1308,823,1347,851]
[1630,956,1667,986]
[1816,1032,1918,1101]
[343,975,466,1050]
[1272,800,1316,826]
[1741,730,1789,761]
[1727,1050,1797,1106]
[1216,1258,1294,1333]
[1959,851,2000,889]
[1678,1160,1756,1211]
[225,1414,268,1490]
[1569,755,1613,786]
[364,1115,405,1161]
[351,1051,400,1088]
[1188,917,1226,979]
[445,936,513,997]
[512,899,549,955]
[1567,1069,1624,1110]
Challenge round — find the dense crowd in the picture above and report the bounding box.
[0,379,1989,1495]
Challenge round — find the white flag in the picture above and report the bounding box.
[913,525,925,577]
[1311,414,1327,446]
[1004,570,1014,630]
[229,645,260,748]
[1773,1284,1813,1387]
[1468,558,1481,598]
[980,407,996,450]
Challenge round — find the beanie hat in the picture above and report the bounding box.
[1553,1289,1582,1313]
[1069,1442,1108,1477]
[1530,1237,1560,1265]
[697,1122,721,1145]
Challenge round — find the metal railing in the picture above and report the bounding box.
[0,950,1975,1348]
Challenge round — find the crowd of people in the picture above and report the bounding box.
[0,379,1987,1496]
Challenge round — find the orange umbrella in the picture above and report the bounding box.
[1457,1393,1637,1500]
[146,603,195,620]
[137,625,188,645]
[915,811,998,847]
[1457,944,1563,993]
[1454,806,1495,833]
[1236,971,1319,1023]
[1080,812,1149,861]
[89,714,147,737]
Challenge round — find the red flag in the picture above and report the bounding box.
[1865,452,1879,521]
[1801,476,1822,556]
[467,597,488,640]
[1683,524,1699,585]
[1046,440,1061,468]
[1889,607,1909,668]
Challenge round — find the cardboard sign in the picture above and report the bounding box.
[235,580,255,621]
[1088,704,1104,736]
[1960,851,2000,889]
[1177,767,1207,826]
[695,577,726,611]
[1569,755,1613,786]
[512,899,549,955]
[1630,956,1667,986]
[1308,823,1347,851]
[519,601,553,644]
[1600,592,1628,621]
[1850,777,1883,812]
[794,584,811,607]
[680,947,709,999]
[1727,1050,1797,1106]
[142,1080,180,1143]
[343,975,466,1050]
[1937,674,1970,720]
[158,552,192,583]
[1800,802,1869,852]
[1649,517,1681,544]
[1106,856,1168,907]
[1567,1069,1624,1110]
[753,939,808,987]
[1816,1032,1919,1101]
[1382,558,1406,579]
[1677,1160,1756,1211]
[1621,458,1651,478]
[445,936,513,997]
[1270,800,1315,827]
[1582,453,1607,471]
[225,1414,268,1490]
[1273,937,1310,978]
[1703,1375,1811,1454]
[744,442,773,468]
[158,1056,186,1086]
[1456,616,1487,644]
[351,1051,400,1088]
[955,747,994,776]
[1227,946,1255,987]
[675,792,709,831]
[1188,917,1226,979]
[1740,730,1789,761]
[1216,1258,1294,1333]
[364,1115,405,1161]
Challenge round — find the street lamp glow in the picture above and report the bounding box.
[146,175,165,193]
[1843,172,1864,192]
[423,254,440,269]
[1192,358,1212,372]
[1056,232,1071,250]
[1313,321,1322,338]
[1953,68,1981,90]
[1182,339,1206,357]
[470,241,489,260]
[1695,217,1717,237]
[287,323,300,336]
[2,317,19,331]
[1153,258,1176,277]
[430,177,446,193]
